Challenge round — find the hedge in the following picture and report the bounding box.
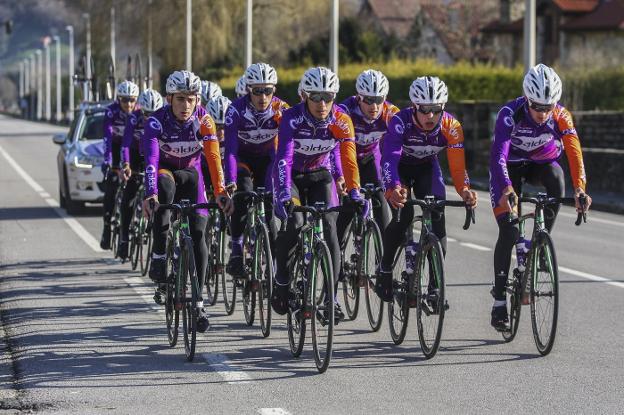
[210,59,624,110]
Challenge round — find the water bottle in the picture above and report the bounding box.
[405,241,420,274]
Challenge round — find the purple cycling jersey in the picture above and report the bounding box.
[121,109,146,163]
[142,105,216,198]
[103,101,132,166]
[223,95,289,184]
[338,96,399,160]
[274,102,357,195]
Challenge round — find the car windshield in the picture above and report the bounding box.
[77,112,105,141]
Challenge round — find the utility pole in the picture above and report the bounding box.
[66,25,75,120]
[30,54,36,119]
[524,0,536,73]
[44,37,52,121]
[23,59,29,109]
[54,35,62,122]
[84,13,92,101]
[186,0,192,71]
[147,0,153,88]
[36,50,43,120]
[246,0,252,68]
[18,61,24,99]
[111,6,116,73]
[330,0,339,75]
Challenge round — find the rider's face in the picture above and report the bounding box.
[528,106,553,125]
[168,93,198,122]
[248,83,275,112]
[415,109,442,131]
[119,97,137,113]
[358,96,384,120]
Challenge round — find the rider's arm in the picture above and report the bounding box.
[142,115,162,198]
[274,109,295,195]
[381,114,405,190]
[121,113,136,165]
[331,143,344,181]
[556,107,587,192]
[489,105,514,191]
[223,105,240,187]
[103,108,114,166]
[200,114,226,195]
[443,116,471,195]
[330,112,359,191]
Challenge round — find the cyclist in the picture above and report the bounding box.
[100,80,139,250]
[376,76,478,301]
[200,80,222,106]
[117,88,164,260]
[223,62,289,278]
[271,66,366,321]
[201,95,231,196]
[235,75,247,98]
[142,70,230,333]
[489,63,591,331]
[336,69,399,252]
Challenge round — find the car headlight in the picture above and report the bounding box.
[73,154,101,169]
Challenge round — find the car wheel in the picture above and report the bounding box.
[59,184,67,209]
[64,169,84,215]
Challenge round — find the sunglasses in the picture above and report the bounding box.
[120,97,137,103]
[307,92,336,103]
[416,104,444,115]
[528,100,555,113]
[360,95,385,105]
[142,110,154,117]
[250,86,275,96]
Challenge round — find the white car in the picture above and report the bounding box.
[54,101,112,213]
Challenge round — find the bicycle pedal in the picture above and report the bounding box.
[444,300,450,311]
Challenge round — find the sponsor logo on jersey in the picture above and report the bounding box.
[160,140,202,157]
[277,159,288,187]
[355,130,384,146]
[382,161,392,187]
[289,115,305,130]
[402,144,445,159]
[239,128,278,144]
[294,138,336,155]
[146,164,157,191]
[511,132,553,151]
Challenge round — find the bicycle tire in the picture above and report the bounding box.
[129,196,142,270]
[222,229,237,315]
[363,220,384,332]
[388,245,409,345]
[182,239,198,362]
[256,222,273,338]
[165,233,178,347]
[530,231,559,356]
[502,267,522,342]
[415,236,446,359]
[203,214,219,306]
[310,240,334,374]
[140,224,152,277]
[341,222,360,321]
[287,250,306,358]
[242,230,256,327]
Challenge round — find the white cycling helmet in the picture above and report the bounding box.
[117,80,139,98]
[300,67,340,94]
[207,95,232,125]
[235,76,247,97]
[166,70,201,95]
[356,69,389,97]
[245,62,278,86]
[523,63,562,105]
[409,76,448,105]
[138,89,164,113]
[200,81,222,103]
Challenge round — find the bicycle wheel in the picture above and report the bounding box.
[203,214,219,306]
[242,231,256,326]
[530,232,559,356]
[287,250,306,357]
[181,239,198,362]
[255,222,273,338]
[415,236,446,359]
[341,222,360,321]
[165,235,178,347]
[139,220,152,277]
[310,240,334,373]
[388,245,409,345]
[502,267,522,342]
[362,220,384,332]
[222,228,237,315]
[129,197,142,270]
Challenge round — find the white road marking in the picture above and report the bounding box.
[202,353,252,384]
[559,266,624,289]
[459,242,492,251]
[258,409,292,415]
[447,237,457,242]
[123,276,161,312]
[0,144,104,252]
[558,211,624,228]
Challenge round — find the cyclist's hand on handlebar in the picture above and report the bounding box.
[274,190,292,221]
[385,185,407,209]
[336,176,347,196]
[574,188,591,213]
[143,195,159,218]
[225,182,237,194]
[498,186,517,214]
[349,188,370,218]
[217,192,234,216]
[122,163,132,182]
[461,188,478,209]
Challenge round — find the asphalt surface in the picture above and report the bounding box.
[0,114,623,414]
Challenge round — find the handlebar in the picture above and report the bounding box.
[395,198,475,230]
[508,193,586,226]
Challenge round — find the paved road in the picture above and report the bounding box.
[1,115,622,414]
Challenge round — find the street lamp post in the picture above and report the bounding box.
[36,50,43,120]
[84,13,92,101]
[111,6,116,72]
[18,61,24,100]
[147,0,153,87]
[44,37,52,120]
[54,35,62,122]
[30,54,36,120]
[524,0,536,73]
[66,25,74,120]
[23,59,29,114]
[330,0,339,75]
[186,0,192,71]
[246,0,252,68]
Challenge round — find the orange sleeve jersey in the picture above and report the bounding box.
[200,114,226,195]
[440,114,471,195]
